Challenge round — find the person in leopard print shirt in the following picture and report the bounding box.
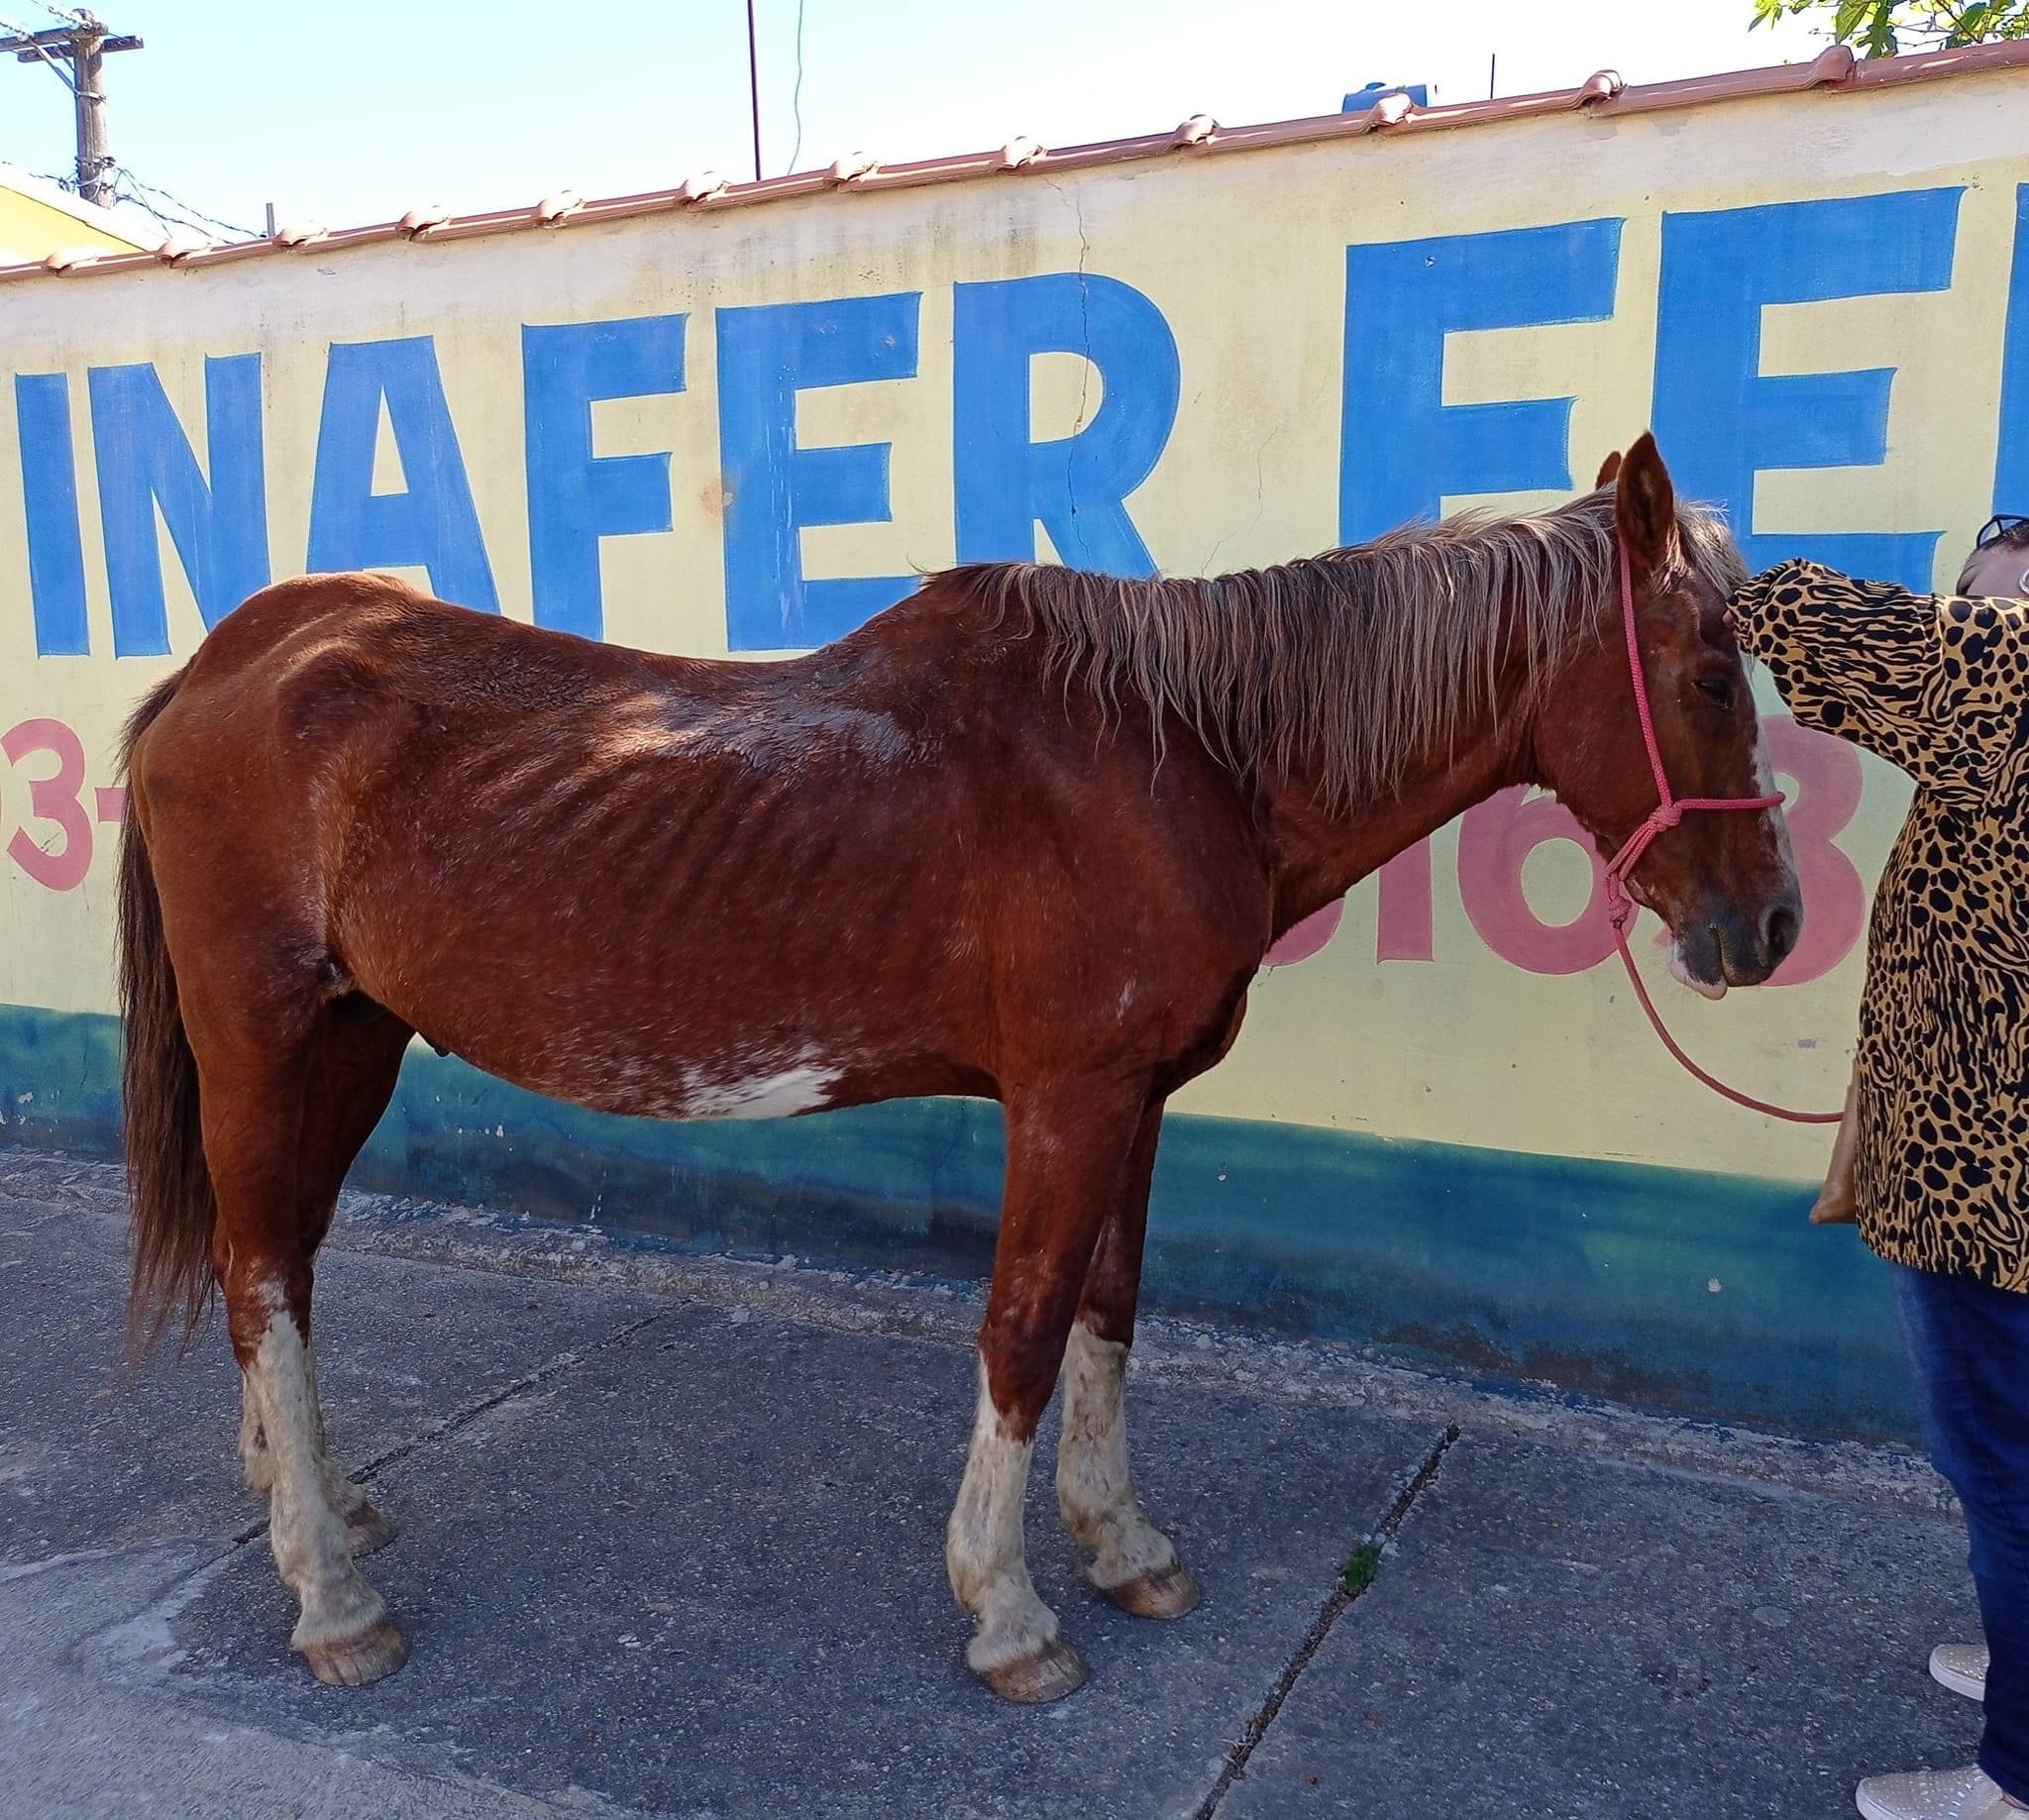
[1731,515,2029,1820]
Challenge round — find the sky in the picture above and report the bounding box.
[0,0,1833,241]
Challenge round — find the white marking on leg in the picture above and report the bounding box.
[239,1375,272,1494]
[301,1342,381,1535]
[945,1357,1058,1673]
[243,1284,388,1653]
[246,1342,366,1517]
[1056,1321,1178,1590]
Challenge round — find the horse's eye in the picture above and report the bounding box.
[1696,676,1734,708]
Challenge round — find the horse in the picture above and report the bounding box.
[116,431,1800,1703]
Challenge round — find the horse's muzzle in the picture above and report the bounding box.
[1673,895,1804,995]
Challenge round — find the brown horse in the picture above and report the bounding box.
[118,432,1799,1702]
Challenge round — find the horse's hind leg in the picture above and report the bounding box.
[1055,1098,1199,1620]
[239,1012,410,1559]
[239,1351,388,1554]
[238,1371,273,1494]
[947,1071,1149,1703]
[198,1012,408,1687]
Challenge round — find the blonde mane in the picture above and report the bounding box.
[973,486,1746,806]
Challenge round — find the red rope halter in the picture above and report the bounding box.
[1602,541,1842,1124]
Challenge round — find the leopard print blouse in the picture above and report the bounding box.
[1732,558,2029,1289]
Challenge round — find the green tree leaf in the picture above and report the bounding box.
[1754,0,2029,51]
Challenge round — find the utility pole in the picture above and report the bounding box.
[744,0,763,181]
[0,12,144,207]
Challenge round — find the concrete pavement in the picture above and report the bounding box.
[0,1148,1987,1818]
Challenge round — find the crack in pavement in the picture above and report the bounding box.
[53,1303,679,1677]
[1193,1422,1463,1820]
[225,1305,676,1550]
[353,1304,673,1486]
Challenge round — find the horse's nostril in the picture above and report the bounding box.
[1763,904,1799,967]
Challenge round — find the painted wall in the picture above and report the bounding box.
[3,68,2026,1437]
[0,167,147,265]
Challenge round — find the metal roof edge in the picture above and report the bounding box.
[3,39,2024,286]
[0,160,156,249]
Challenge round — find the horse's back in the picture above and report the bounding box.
[148,565,1052,779]
[177,572,666,729]
[133,572,739,835]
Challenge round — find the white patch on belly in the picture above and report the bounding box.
[684,1058,839,1120]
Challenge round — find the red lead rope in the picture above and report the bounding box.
[1603,542,1843,1124]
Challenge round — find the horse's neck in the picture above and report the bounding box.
[1261,717,1536,938]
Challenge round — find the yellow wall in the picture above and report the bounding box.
[0,170,146,263]
[2,67,2026,1186]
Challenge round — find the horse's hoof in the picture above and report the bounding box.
[303,1618,410,1688]
[980,1636,1088,1704]
[1105,1561,1201,1620]
[344,1499,397,1557]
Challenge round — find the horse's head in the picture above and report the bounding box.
[1534,434,1801,997]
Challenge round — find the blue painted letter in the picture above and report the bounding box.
[1654,188,1962,588]
[15,375,88,656]
[307,337,499,611]
[89,354,269,656]
[524,315,686,640]
[716,292,919,650]
[1996,184,2029,520]
[952,271,1180,573]
[1340,218,1622,543]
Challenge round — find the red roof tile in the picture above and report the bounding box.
[0,40,2021,287]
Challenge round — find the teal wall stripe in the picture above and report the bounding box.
[0,1001,1912,1443]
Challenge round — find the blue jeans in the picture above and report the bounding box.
[1892,1261,2029,1800]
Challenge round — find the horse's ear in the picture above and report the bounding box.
[1613,432,1678,581]
[1595,451,1622,488]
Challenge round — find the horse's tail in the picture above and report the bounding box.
[117,669,216,1355]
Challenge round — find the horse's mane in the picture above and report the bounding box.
[968,487,1747,807]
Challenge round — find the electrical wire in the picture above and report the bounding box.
[108,165,258,240]
[0,2,252,239]
[788,0,807,171]
[0,12,78,89]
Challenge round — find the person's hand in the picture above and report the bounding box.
[1810,1062,1862,1225]
[1809,1183,1857,1225]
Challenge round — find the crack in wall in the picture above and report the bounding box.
[1041,174,1096,559]
[1201,419,1283,578]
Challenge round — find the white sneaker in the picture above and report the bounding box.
[1932,1644,1990,1701]
[1857,1766,2019,1819]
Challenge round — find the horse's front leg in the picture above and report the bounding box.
[947,1072,1149,1703]
[1055,1099,1199,1619]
